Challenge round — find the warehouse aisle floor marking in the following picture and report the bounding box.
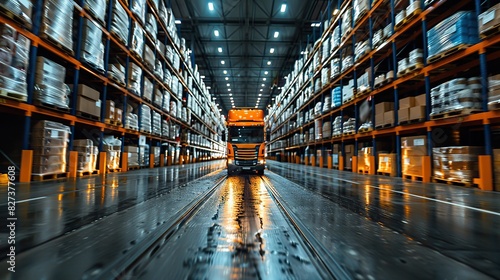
[17,197,47,204]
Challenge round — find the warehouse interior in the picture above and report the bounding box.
[0,0,500,278]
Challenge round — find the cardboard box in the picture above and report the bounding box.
[345,144,353,153]
[106,100,115,120]
[479,3,500,34]
[375,102,394,113]
[414,94,426,106]
[124,146,139,153]
[410,106,426,120]
[384,111,394,125]
[76,96,101,117]
[399,97,415,109]
[401,135,427,156]
[115,108,123,123]
[375,113,384,127]
[69,84,100,101]
[398,108,410,123]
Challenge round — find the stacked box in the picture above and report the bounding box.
[322,121,332,139]
[332,87,342,107]
[343,118,356,134]
[130,22,144,58]
[0,24,29,99]
[358,147,373,171]
[401,135,427,175]
[140,104,152,133]
[375,102,394,127]
[153,88,163,108]
[0,0,33,28]
[110,0,128,44]
[410,94,426,120]
[83,0,106,24]
[72,84,101,118]
[398,97,415,123]
[494,149,500,191]
[125,146,139,167]
[345,144,354,170]
[73,139,97,172]
[488,74,500,110]
[332,116,343,137]
[427,11,479,61]
[31,120,69,175]
[478,3,500,37]
[105,100,115,121]
[152,110,161,135]
[143,77,153,102]
[131,0,146,23]
[108,62,125,85]
[127,62,142,95]
[378,153,397,175]
[430,77,482,116]
[433,146,482,183]
[34,57,70,108]
[125,113,139,130]
[41,0,73,52]
[81,18,104,71]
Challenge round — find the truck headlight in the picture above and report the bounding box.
[228,159,234,164]
[259,159,265,164]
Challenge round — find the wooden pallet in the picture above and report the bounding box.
[343,96,355,103]
[77,170,100,177]
[110,30,128,46]
[488,102,500,111]
[355,89,371,98]
[0,88,27,102]
[358,127,373,133]
[108,74,126,87]
[332,134,342,139]
[358,169,370,174]
[107,168,121,173]
[32,172,69,182]
[77,111,100,121]
[374,78,393,89]
[343,131,356,136]
[130,50,142,61]
[400,63,424,77]
[104,118,119,126]
[403,173,424,181]
[0,4,32,29]
[377,171,394,177]
[139,129,152,134]
[375,123,393,129]
[430,108,482,120]
[399,118,425,125]
[128,166,141,170]
[34,101,71,113]
[480,24,500,40]
[40,33,74,56]
[395,8,421,30]
[428,44,470,64]
[124,125,138,131]
[432,177,474,187]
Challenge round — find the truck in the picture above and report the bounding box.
[225,108,266,175]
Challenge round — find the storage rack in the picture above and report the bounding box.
[267,0,500,191]
[0,0,226,182]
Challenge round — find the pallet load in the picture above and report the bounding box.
[102,136,121,171]
[427,11,479,63]
[127,62,142,95]
[358,147,373,173]
[488,74,500,110]
[83,0,106,24]
[143,77,153,102]
[80,18,105,71]
[152,110,161,136]
[0,0,32,28]
[375,102,394,128]
[73,84,101,119]
[34,57,70,109]
[358,121,373,133]
[0,23,29,101]
[401,135,427,178]
[331,87,342,108]
[332,116,343,137]
[125,146,139,168]
[343,118,356,135]
[478,3,500,38]
[31,120,69,178]
[494,149,500,191]
[109,0,128,44]
[433,146,482,185]
[152,146,160,166]
[344,144,354,170]
[73,139,98,174]
[139,145,149,167]
[41,0,73,53]
[377,153,397,176]
[139,104,152,133]
[430,77,482,119]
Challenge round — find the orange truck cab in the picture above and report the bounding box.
[226,108,266,175]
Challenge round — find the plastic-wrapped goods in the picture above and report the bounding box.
[170,124,180,140]
[102,136,122,169]
[41,0,73,52]
[164,68,172,87]
[125,112,139,130]
[479,3,500,36]
[110,0,128,45]
[314,101,322,117]
[358,121,373,132]
[354,40,370,62]
[127,62,142,95]
[322,121,332,139]
[131,0,146,23]
[433,146,482,183]
[430,77,482,116]
[341,7,353,37]
[358,147,373,171]
[31,120,70,175]
[341,55,353,72]
[155,60,164,79]
[332,87,342,108]
[143,77,153,102]
[427,11,479,61]
[373,29,383,48]
[162,92,170,112]
[162,119,169,137]
[408,48,423,67]
[330,58,340,79]
[378,153,396,175]
[331,26,340,49]
[108,62,125,85]
[0,0,32,28]
[130,22,144,58]
[152,146,160,166]
[82,0,106,24]
[81,18,104,71]
[140,104,152,133]
[353,0,369,23]
[0,24,29,99]
[145,14,158,38]
[73,139,97,173]
[34,57,70,108]
[342,84,354,104]
[314,119,323,140]
[152,110,161,135]
[401,135,427,175]
[138,145,149,167]
[143,44,155,71]
[322,38,330,63]
[126,146,140,167]
[323,96,331,113]
[488,74,500,110]
[153,88,163,108]
[343,118,356,134]
[332,116,343,137]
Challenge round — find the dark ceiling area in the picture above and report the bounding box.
[171,0,335,115]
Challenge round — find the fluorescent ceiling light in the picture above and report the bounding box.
[221,60,225,64]
[225,77,229,80]
[280,3,287,13]
[208,2,214,10]
[229,94,233,97]
[227,83,230,87]
[175,20,181,24]
[267,61,271,65]
[258,98,261,100]
[264,71,269,75]
[263,78,267,81]
[258,94,262,96]
[261,84,265,87]
[274,31,279,38]
[260,89,263,92]
[214,30,220,37]
[218,47,223,53]
[228,89,231,91]
[200,75,205,79]
[270,48,275,54]
[207,86,211,89]
[223,70,227,74]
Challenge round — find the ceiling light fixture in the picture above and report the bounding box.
[223,70,227,74]
[261,84,265,87]
[175,20,181,24]
[201,75,205,79]
[208,2,214,10]
[258,94,262,96]
[270,48,275,54]
[227,83,230,87]
[263,78,267,81]
[274,31,279,38]
[229,94,233,96]
[214,29,220,37]
[228,89,231,91]
[264,71,269,75]
[260,89,263,92]
[225,77,229,80]
[267,61,271,65]
[280,3,287,13]
[218,47,223,53]
[221,60,225,65]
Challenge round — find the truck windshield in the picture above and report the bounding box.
[228,126,264,143]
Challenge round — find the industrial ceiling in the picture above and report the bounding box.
[171,0,335,116]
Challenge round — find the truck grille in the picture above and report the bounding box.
[234,146,258,164]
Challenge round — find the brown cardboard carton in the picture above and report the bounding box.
[106,100,115,120]
[375,102,394,113]
[401,135,427,156]
[345,144,353,153]
[479,3,500,34]
[73,84,100,101]
[76,96,101,118]
[410,106,426,120]
[414,94,426,106]
[383,111,394,125]
[399,97,415,109]
[375,113,384,127]
[115,108,123,123]
[398,108,410,123]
